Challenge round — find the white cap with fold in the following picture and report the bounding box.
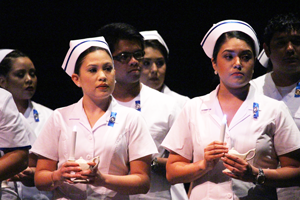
[258,49,269,68]
[201,20,260,58]
[61,36,112,77]
[140,30,169,54]
[0,49,14,63]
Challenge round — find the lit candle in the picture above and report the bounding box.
[219,115,227,142]
[69,126,77,161]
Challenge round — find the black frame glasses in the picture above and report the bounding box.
[113,50,145,64]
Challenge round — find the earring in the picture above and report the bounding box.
[214,70,218,75]
[115,80,117,84]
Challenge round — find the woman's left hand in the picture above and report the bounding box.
[79,161,104,185]
[221,154,255,182]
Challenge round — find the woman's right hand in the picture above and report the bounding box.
[54,161,82,184]
[204,141,228,171]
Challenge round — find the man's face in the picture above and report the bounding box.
[266,30,300,75]
[112,39,143,84]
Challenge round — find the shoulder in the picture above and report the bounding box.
[31,101,53,113]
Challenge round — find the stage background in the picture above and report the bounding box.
[0,1,298,109]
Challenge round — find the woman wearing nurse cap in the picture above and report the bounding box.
[162,19,300,199]
[31,36,157,199]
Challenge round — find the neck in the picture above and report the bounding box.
[82,95,111,128]
[14,98,29,114]
[113,81,141,102]
[218,83,250,102]
[271,71,300,87]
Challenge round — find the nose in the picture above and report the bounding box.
[286,41,295,55]
[25,73,33,84]
[233,57,242,70]
[150,62,158,74]
[98,70,107,81]
[128,56,140,67]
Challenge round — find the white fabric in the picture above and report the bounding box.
[24,101,53,138]
[0,49,13,63]
[160,84,189,200]
[161,84,189,109]
[0,88,31,150]
[258,49,269,68]
[251,73,300,200]
[9,101,54,200]
[61,36,112,77]
[201,19,260,58]
[116,84,181,200]
[31,97,157,200]
[162,84,300,200]
[140,30,169,54]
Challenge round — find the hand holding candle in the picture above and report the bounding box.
[219,115,227,142]
[69,126,77,161]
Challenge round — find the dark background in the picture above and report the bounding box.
[0,1,298,110]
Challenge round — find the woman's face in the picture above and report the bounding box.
[212,37,255,89]
[1,57,37,101]
[140,47,166,91]
[72,50,115,101]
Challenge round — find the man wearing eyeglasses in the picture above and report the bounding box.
[97,23,180,200]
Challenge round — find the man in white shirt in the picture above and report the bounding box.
[97,23,180,200]
[251,13,300,200]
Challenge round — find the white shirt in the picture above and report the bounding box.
[162,84,300,200]
[161,85,189,200]
[117,84,180,200]
[251,72,300,200]
[31,97,157,200]
[24,101,53,138]
[0,88,31,150]
[161,84,189,109]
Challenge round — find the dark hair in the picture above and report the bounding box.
[96,23,144,53]
[74,46,112,75]
[264,13,300,47]
[212,31,256,62]
[0,50,28,77]
[144,40,169,62]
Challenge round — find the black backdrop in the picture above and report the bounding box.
[0,1,298,109]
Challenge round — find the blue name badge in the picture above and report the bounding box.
[135,100,141,111]
[108,112,117,127]
[253,102,259,119]
[33,109,39,122]
[295,82,300,97]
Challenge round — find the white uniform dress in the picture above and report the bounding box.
[0,88,31,150]
[161,84,189,109]
[31,97,157,200]
[161,84,189,200]
[116,84,180,200]
[162,84,300,200]
[0,89,32,198]
[251,72,300,200]
[12,101,54,200]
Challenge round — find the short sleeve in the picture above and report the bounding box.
[0,90,31,150]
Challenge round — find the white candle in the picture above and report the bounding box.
[69,126,77,161]
[219,115,227,142]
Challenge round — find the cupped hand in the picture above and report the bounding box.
[221,153,255,182]
[79,161,103,185]
[56,161,82,184]
[204,141,228,171]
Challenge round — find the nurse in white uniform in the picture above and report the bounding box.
[0,49,53,199]
[162,20,300,200]
[140,30,189,200]
[31,36,157,199]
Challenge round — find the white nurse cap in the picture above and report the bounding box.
[201,20,260,58]
[258,49,268,68]
[140,30,169,54]
[0,49,14,63]
[61,36,112,77]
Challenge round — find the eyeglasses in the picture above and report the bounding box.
[113,50,145,63]
[142,58,165,68]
